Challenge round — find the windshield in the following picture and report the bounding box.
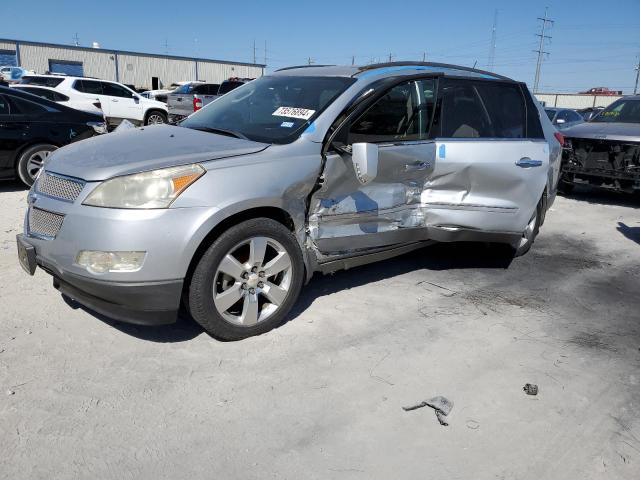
[180,75,355,144]
[544,109,556,121]
[592,99,640,124]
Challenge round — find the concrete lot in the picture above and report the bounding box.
[0,181,639,479]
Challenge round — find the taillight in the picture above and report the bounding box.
[193,97,202,112]
[554,131,565,147]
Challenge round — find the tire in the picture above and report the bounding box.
[17,144,57,187]
[144,110,167,125]
[512,197,543,257]
[188,218,305,341]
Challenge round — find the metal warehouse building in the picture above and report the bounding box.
[0,38,264,90]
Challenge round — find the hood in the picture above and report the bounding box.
[562,122,640,143]
[45,124,269,181]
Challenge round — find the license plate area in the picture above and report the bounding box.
[16,235,37,275]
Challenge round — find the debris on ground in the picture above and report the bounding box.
[523,383,539,396]
[6,389,15,396]
[402,396,454,426]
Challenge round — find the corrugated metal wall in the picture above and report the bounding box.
[536,93,622,109]
[19,44,117,80]
[1,40,263,90]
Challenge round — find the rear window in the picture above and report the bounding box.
[18,87,69,102]
[6,95,48,115]
[217,81,244,95]
[193,84,219,95]
[19,76,64,87]
[173,84,195,94]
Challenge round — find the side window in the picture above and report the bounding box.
[349,78,436,143]
[440,79,493,138]
[102,82,134,98]
[75,80,103,95]
[0,95,10,114]
[568,110,582,122]
[25,87,56,101]
[522,87,545,139]
[475,82,525,138]
[440,80,526,139]
[6,95,48,115]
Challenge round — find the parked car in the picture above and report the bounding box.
[10,84,104,115]
[577,106,605,121]
[544,107,584,130]
[580,87,622,96]
[0,86,106,186]
[142,81,201,102]
[16,62,561,340]
[168,82,220,123]
[0,66,35,83]
[560,95,640,193]
[19,75,167,127]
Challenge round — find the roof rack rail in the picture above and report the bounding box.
[275,64,336,72]
[355,61,512,81]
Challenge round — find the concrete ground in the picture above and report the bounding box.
[1,181,639,480]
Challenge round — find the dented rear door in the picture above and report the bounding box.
[424,78,549,234]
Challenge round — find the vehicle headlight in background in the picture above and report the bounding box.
[76,251,146,274]
[83,164,205,209]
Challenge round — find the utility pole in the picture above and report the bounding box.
[351,55,355,66]
[307,57,314,65]
[72,33,80,47]
[533,8,553,94]
[634,55,640,95]
[488,9,497,71]
[252,40,256,64]
[264,40,267,66]
[422,52,427,62]
[388,53,394,62]
[162,38,169,55]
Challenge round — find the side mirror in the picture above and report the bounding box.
[133,95,140,103]
[555,118,566,125]
[351,143,378,185]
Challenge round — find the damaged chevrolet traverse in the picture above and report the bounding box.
[560,96,640,193]
[17,63,562,340]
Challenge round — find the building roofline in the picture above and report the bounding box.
[0,38,266,68]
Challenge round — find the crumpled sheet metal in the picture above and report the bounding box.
[402,396,454,426]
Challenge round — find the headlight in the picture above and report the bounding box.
[83,164,205,209]
[87,121,107,134]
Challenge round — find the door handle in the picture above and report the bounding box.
[404,161,430,171]
[112,99,118,102]
[515,158,543,168]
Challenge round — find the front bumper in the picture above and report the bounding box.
[18,234,182,325]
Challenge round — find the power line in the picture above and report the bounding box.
[533,8,554,93]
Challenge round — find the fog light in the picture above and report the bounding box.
[76,251,146,274]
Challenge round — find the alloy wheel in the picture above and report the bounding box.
[213,236,292,327]
[147,114,165,125]
[26,149,53,181]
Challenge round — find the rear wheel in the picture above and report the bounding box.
[145,110,167,125]
[512,198,543,257]
[188,218,304,340]
[17,144,57,187]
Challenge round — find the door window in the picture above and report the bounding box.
[440,79,525,139]
[6,95,48,115]
[349,78,436,143]
[102,82,134,98]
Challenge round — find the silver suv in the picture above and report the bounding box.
[17,63,562,340]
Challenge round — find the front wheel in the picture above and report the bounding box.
[17,144,57,187]
[145,110,167,125]
[188,218,305,340]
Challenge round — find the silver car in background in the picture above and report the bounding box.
[17,62,562,340]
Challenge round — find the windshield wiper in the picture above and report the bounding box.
[189,126,248,140]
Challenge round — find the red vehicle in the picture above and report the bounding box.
[580,87,622,95]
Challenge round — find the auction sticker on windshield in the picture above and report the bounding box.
[272,107,316,120]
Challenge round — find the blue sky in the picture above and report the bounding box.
[2,0,639,92]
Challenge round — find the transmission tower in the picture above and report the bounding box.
[533,8,553,93]
[488,10,497,71]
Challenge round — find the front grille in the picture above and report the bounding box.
[37,172,85,202]
[28,207,65,238]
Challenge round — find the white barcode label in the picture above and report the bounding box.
[272,107,315,120]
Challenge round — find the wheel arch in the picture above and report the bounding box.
[182,205,302,301]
